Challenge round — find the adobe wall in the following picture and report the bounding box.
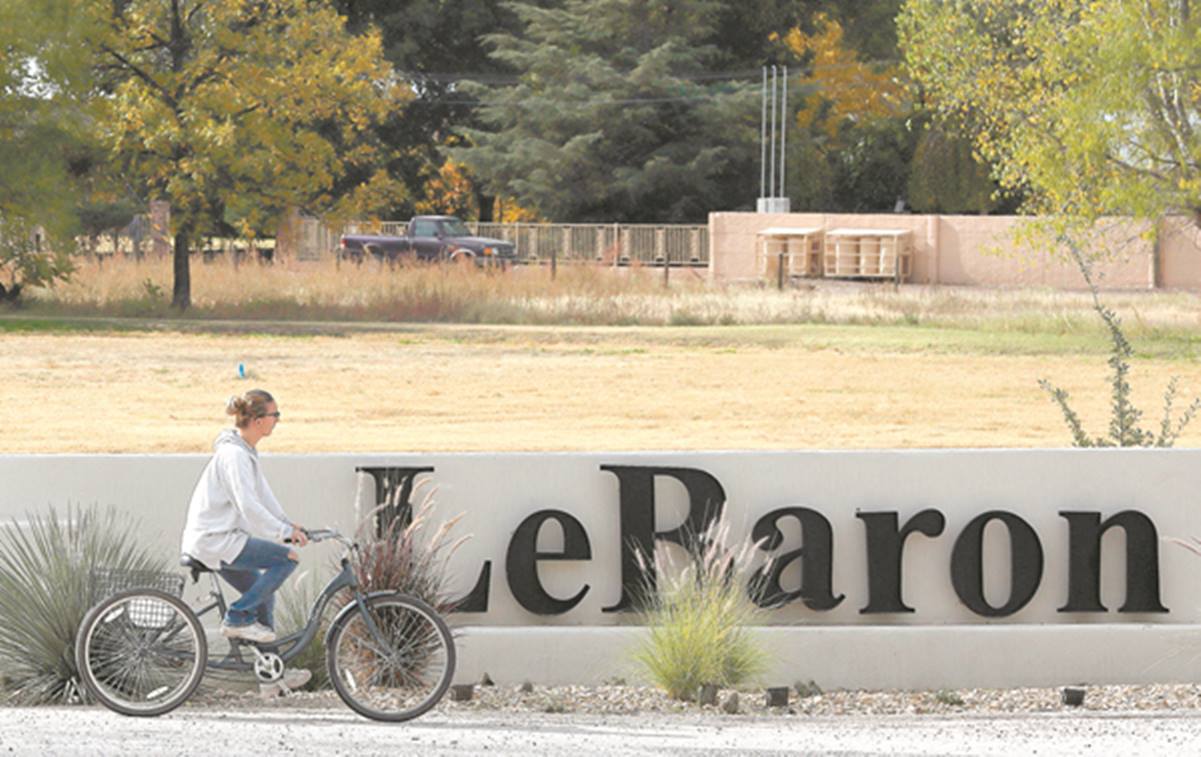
[710,212,1201,290]
[1159,219,1201,288]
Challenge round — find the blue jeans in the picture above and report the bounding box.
[219,537,296,628]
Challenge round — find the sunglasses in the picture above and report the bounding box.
[259,411,281,419]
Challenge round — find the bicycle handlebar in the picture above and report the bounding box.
[286,527,356,549]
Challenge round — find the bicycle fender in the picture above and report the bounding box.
[324,590,403,647]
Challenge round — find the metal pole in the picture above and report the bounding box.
[779,65,787,199]
[768,66,777,200]
[760,67,767,200]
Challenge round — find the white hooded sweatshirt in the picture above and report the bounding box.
[180,428,293,569]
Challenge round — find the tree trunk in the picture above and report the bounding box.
[476,188,495,222]
[172,228,191,310]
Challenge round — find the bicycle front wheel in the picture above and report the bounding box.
[75,589,207,717]
[327,593,456,722]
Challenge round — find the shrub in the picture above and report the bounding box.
[1040,237,1200,447]
[0,506,164,704]
[934,688,965,706]
[633,519,768,701]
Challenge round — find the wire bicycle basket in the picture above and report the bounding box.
[89,568,186,630]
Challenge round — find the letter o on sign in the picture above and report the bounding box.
[950,511,1044,617]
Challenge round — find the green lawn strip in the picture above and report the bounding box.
[2,313,1198,361]
[436,322,1196,360]
[0,316,134,335]
[0,314,349,338]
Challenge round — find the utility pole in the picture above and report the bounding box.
[757,65,791,213]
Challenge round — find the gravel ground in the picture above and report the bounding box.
[5,684,1201,755]
[3,701,1201,756]
[192,681,1201,717]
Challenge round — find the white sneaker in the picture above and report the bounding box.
[220,621,277,644]
[259,668,312,699]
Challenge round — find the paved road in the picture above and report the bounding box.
[2,707,1199,756]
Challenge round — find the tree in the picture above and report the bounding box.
[900,0,1201,229]
[457,0,760,223]
[0,0,92,302]
[906,123,1010,214]
[88,0,399,309]
[333,0,532,220]
[781,12,916,212]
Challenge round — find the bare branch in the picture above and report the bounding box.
[185,0,211,26]
[100,45,178,111]
[1104,152,1170,182]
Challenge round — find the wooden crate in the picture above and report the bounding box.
[756,227,823,279]
[824,235,862,277]
[824,229,912,282]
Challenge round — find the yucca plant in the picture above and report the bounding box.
[633,518,769,701]
[0,506,165,704]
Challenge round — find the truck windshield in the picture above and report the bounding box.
[441,219,473,237]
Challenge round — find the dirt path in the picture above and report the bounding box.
[3,325,1200,453]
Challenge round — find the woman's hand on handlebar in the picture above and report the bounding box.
[288,525,309,547]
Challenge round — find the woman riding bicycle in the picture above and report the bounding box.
[180,388,311,694]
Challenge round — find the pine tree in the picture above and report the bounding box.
[458,0,759,223]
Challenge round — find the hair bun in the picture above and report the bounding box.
[225,395,245,416]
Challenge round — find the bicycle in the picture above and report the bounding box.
[74,528,456,722]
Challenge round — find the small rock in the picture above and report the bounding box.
[479,673,495,687]
[1061,686,1086,707]
[765,687,790,708]
[721,692,740,714]
[795,680,822,698]
[449,684,474,702]
[519,681,534,694]
[697,683,718,706]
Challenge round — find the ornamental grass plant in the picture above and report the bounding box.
[0,506,164,704]
[634,519,769,701]
[276,569,333,690]
[351,488,468,616]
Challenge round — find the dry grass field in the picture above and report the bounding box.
[25,256,1201,330]
[3,320,1200,453]
[4,256,1200,452]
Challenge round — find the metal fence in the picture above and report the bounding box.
[317,220,709,267]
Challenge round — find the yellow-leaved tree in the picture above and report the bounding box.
[413,160,479,219]
[88,0,403,309]
[783,14,905,141]
[901,0,1201,231]
[776,13,915,211]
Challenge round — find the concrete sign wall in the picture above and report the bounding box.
[4,450,1199,687]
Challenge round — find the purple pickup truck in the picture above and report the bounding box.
[338,215,517,265]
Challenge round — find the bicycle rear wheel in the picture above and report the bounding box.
[326,593,455,722]
[75,588,207,716]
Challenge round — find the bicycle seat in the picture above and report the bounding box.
[180,554,213,583]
